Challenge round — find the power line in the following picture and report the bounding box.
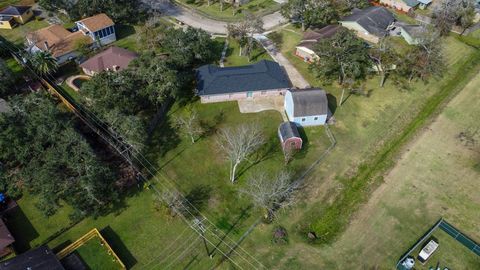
[0,38,265,269]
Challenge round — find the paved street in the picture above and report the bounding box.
[142,0,286,34]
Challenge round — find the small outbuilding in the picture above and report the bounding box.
[284,89,329,126]
[278,122,302,152]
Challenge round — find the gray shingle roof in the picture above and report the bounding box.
[196,60,291,95]
[297,25,341,50]
[290,89,328,117]
[341,6,395,38]
[400,24,425,38]
[0,5,31,16]
[278,122,301,141]
[0,245,65,270]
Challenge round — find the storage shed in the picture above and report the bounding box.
[278,122,303,152]
[284,89,329,126]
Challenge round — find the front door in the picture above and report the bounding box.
[246,91,253,98]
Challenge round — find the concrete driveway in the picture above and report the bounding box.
[237,96,288,120]
[254,35,310,89]
[142,0,286,34]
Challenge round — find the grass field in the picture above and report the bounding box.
[0,19,49,45]
[176,0,280,21]
[75,236,124,270]
[223,38,272,66]
[408,229,479,270]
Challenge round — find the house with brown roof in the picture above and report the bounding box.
[75,13,116,46]
[27,25,93,64]
[80,46,138,76]
[295,25,341,63]
[26,14,116,64]
[0,219,14,258]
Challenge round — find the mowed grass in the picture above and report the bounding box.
[9,100,332,269]
[304,70,480,269]
[75,236,124,270]
[235,27,480,269]
[0,19,49,45]
[223,38,272,66]
[0,0,34,9]
[409,230,480,270]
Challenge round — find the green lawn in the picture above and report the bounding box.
[0,19,49,46]
[0,0,34,9]
[408,229,480,270]
[223,38,272,66]
[176,0,280,21]
[75,236,124,270]
[113,25,140,52]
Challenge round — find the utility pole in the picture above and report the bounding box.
[193,217,213,259]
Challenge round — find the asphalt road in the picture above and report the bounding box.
[142,0,286,34]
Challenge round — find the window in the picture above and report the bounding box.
[106,27,111,35]
[314,117,318,121]
[102,28,107,37]
[301,118,306,122]
[110,26,115,34]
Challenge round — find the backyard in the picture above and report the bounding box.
[223,38,272,66]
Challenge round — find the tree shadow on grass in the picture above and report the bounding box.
[185,185,212,215]
[236,136,280,179]
[115,25,136,40]
[101,226,137,269]
[144,117,182,162]
[5,206,39,253]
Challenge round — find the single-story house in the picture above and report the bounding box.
[26,14,116,64]
[0,5,33,25]
[75,13,116,46]
[0,99,10,114]
[379,0,419,13]
[278,121,303,152]
[398,24,425,44]
[196,60,291,103]
[339,6,395,43]
[80,46,138,76]
[0,220,14,258]
[295,25,341,63]
[284,89,329,126]
[0,245,65,270]
[0,16,15,30]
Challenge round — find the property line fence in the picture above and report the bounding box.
[396,218,480,269]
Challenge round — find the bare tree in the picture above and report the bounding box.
[227,13,264,60]
[174,109,204,144]
[159,190,187,217]
[369,38,399,87]
[240,171,298,221]
[217,123,264,183]
[433,0,475,35]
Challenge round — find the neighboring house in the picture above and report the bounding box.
[379,0,419,12]
[278,122,303,152]
[284,89,329,126]
[0,5,33,25]
[339,6,395,43]
[196,60,291,103]
[0,245,65,270]
[0,16,15,29]
[417,0,432,9]
[27,25,93,64]
[75,13,116,46]
[26,14,116,64]
[80,46,138,76]
[0,99,10,114]
[295,25,341,63]
[0,220,14,258]
[398,24,425,44]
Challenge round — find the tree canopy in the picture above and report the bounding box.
[38,0,144,23]
[0,60,14,97]
[0,93,118,217]
[282,0,338,31]
[311,28,371,84]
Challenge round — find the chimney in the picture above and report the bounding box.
[44,41,49,51]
